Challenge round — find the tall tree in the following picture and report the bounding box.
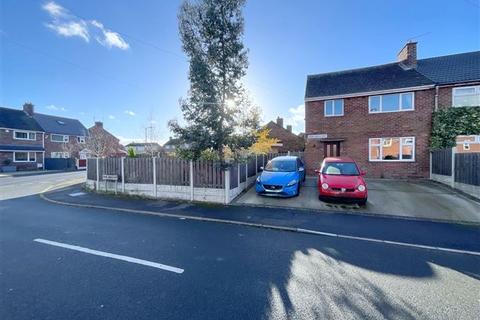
[169,0,258,163]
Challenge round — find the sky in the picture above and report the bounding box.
[1,0,479,144]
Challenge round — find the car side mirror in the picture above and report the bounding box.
[259,166,264,171]
[299,167,305,172]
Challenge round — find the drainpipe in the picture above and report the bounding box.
[434,85,439,111]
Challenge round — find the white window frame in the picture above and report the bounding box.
[452,86,480,107]
[77,136,86,144]
[368,92,415,114]
[13,151,37,162]
[13,130,36,141]
[369,137,415,162]
[324,99,344,117]
[51,134,69,143]
[51,152,70,158]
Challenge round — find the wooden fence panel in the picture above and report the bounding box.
[193,160,223,188]
[87,158,97,180]
[124,157,153,184]
[239,162,246,183]
[230,163,238,189]
[432,149,452,176]
[101,158,122,181]
[455,153,480,186]
[155,157,190,186]
[247,156,256,177]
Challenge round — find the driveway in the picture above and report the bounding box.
[234,177,480,224]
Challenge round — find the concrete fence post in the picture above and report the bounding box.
[153,157,157,198]
[121,157,125,193]
[189,160,194,201]
[288,151,291,156]
[429,152,432,180]
[237,162,240,187]
[245,161,248,187]
[224,168,230,204]
[96,157,99,190]
[450,147,455,188]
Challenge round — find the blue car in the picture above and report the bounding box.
[255,156,305,197]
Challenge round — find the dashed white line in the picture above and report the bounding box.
[33,239,184,274]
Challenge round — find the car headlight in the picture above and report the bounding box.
[256,176,261,183]
[321,183,329,190]
[286,179,297,187]
[358,184,366,191]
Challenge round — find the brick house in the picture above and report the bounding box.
[30,104,88,161]
[0,105,46,171]
[86,121,126,158]
[304,42,480,178]
[264,117,305,153]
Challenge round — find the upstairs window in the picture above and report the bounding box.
[324,99,344,117]
[51,134,69,143]
[452,86,480,107]
[369,92,414,113]
[14,130,36,140]
[77,136,86,143]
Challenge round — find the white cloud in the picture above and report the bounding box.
[46,20,89,42]
[124,110,136,116]
[46,104,67,112]
[42,1,67,18]
[284,104,305,134]
[91,20,129,50]
[42,1,129,49]
[108,115,116,120]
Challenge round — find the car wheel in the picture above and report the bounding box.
[358,198,367,206]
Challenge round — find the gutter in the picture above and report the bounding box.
[305,84,435,102]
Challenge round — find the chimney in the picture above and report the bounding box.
[397,41,417,69]
[95,121,103,128]
[23,102,34,116]
[276,117,284,128]
[286,125,292,132]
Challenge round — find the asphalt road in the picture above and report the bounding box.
[0,171,86,200]
[1,174,479,319]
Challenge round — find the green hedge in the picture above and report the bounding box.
[431,106,480,150]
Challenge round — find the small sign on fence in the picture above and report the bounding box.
[102,174,118,194]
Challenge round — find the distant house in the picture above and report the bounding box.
[86,121,126,159]
[0,105,45,171]
[30,104,88,160]
[263,117,305,153]
[126,142,162,156]
[456,135,480,153]
[163,138,181,155]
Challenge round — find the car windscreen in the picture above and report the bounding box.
[322,162,359,175]
[265,160,297,172]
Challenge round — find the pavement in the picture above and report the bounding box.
[1,172,480,319]
[0,169,68,178]
[235,177,480,224]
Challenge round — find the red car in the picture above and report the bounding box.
[315,157,368,205]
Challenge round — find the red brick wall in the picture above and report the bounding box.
[265,122,305,152]
[44,134,83,158]
[305,89,435,178]
[437,84,480,109]
[0,128,45,170]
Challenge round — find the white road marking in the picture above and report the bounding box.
[33,239,184,274]
[296,229,480,256]
[68,192,86,197]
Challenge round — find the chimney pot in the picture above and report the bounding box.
[23,102,34,116]
[286,125,292,132]
[397,41,417,69]
[276,117,284,128]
